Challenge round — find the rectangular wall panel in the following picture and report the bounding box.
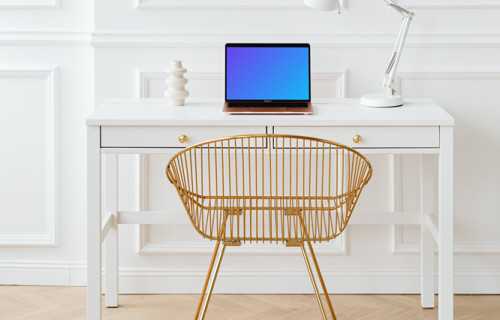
[138,70,348,100]
[395,70,500,254]
[0,67,59,247]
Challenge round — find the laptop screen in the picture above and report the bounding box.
[226,44,310,101]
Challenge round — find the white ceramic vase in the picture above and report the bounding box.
[165,60,189,106]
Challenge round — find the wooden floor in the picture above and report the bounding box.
[1,286,499,320]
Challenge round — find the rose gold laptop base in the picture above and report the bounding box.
[222,102,314,115]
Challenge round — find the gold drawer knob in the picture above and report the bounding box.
[178,134,188,144]
[353,135,362,144]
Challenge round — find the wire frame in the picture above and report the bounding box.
[166,134,372,244]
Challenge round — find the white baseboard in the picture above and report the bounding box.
[1,261,499,294]
[115,267,422,294]
[0,261,86,286]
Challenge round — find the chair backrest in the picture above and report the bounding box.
[166,134,372,244]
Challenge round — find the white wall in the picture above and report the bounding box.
[0,0,92,285]
[1,0,500,294]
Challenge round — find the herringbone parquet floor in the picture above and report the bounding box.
[1,286,499,320]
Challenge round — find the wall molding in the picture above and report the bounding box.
[91,32,500,48]
[0,66,60,247]
[0,0,60,9]
[0,31,90,46]
[405,0,500,9]
[135,0,500,10]
[115,266,500,294]
[397,69,500,83]
[0,261,85,286]
[394,241,500,255]
[390,69,500,254]
[389,154,406,254]
[454,244,500,254]
[137,69,348,99]
[3,261,500,294]
[135,0,306,10]
[137,70,223,99]
[314,70,349,99]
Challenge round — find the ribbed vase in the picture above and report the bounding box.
[165,60,189,106]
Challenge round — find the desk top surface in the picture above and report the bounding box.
[87,98,455,127]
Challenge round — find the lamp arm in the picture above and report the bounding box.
[382,0,415,95]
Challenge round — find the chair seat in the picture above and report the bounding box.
[176,186,359,243]
[181,193,356,243]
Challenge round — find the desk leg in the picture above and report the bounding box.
[87,126,102,320]
[439,127,454,320]
[105,154,119,307]
[420,154,435,308]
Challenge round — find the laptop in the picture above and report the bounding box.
[223,43,314,115]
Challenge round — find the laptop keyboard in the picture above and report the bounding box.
[228,102,308,109]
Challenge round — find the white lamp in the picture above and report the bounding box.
[303,0,416,108]
[303,0,344,11]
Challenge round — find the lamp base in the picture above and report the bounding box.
[360,93,403,108]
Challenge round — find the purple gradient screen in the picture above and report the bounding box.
[226,46,310,100]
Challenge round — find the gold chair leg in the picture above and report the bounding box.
[298,216,337,320]
[301,242,337,320]
[300,243,329,320]
[194,241,227,320]
[195,213,230,320]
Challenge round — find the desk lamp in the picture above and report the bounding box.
[303,0,415,108]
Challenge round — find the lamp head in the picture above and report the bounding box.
[303,0,340,11]
[384,0,415,17]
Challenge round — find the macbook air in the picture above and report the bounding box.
[223,43,313,115]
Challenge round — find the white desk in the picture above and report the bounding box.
[87,98,455,320]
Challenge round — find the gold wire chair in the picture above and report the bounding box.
[166,134,372,320]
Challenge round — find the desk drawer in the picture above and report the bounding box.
[101,126,267,148]
[273,126,439,148]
